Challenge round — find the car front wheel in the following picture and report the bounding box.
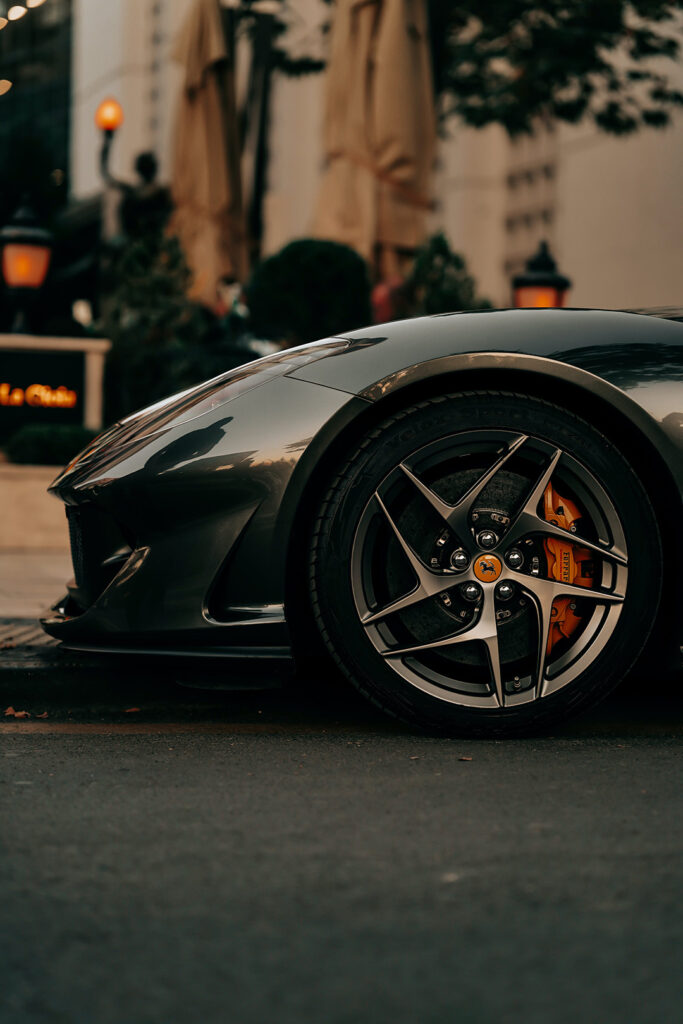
[310,392,662,736]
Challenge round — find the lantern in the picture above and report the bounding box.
[512,241,571,308]
[0,205,53,332]
[0,205,52,290]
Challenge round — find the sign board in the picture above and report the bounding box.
[0,335,110,443]
[0,349,84,440]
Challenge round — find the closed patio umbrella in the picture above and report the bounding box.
[170,0,248,308]
[313,0,436,278]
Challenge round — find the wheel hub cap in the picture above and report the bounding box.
[473,553,503,583]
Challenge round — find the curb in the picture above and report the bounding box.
[0,618,106,671]
[0,618,289,704]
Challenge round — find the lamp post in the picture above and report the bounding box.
[95,98,125,242]
[512,240,571,308]
[95,97,124,184]
[0,203,53,332]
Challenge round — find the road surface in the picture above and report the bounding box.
[2,661,682,1024]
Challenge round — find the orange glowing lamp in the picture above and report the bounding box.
[2,242,51,288]
[95,97,124,134]
[512,241,571,308]
[0,206,53,291]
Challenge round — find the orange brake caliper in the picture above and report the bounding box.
[543,483,594,655]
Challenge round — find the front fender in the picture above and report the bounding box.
[288,309,683,490]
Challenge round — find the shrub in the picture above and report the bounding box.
[407,233,491,315]
[99,233,259,421]
[246,239,372,346]
[4,425,98,466]
[99,233,211,422]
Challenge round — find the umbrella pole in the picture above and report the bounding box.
[246,10,276,266]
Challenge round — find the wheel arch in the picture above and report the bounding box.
[284,362,683,658]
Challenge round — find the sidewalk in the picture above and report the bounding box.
[0,464,69,550]
[0,550,90,678]
[0,550,71,618]
[0,550,120,682]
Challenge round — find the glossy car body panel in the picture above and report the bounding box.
[42,308,683,659]
[290,309,683,484]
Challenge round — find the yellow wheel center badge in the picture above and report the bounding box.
[473,554,502,583]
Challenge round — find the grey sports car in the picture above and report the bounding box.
[42,307,683,735]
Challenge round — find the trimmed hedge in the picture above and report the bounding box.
[4,425,98,466]
[246,239,372,346]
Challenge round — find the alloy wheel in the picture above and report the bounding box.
[350,430,628,709]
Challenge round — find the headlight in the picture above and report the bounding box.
[72,338,350,467]
[153,338,348,429]
[52,337,350,487]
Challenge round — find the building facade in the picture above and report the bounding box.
[3,0,679,311]
[70,0,188,200]
[262,4,683,309]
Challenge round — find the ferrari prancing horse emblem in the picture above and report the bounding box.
[473,554,503,583]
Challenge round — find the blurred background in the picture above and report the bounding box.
[1,0,682,465]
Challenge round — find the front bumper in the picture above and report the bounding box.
[41,375,357,656]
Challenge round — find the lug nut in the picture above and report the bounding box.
[477,530,498,549]
[450,548,470,572]
[505,548,524,570]
[461,582,482,603]
[496,582,515,602]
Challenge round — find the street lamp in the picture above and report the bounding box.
[512,240,571,308]
[0,204,53,332]
[95,97,124,183]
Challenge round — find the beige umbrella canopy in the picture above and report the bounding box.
[169,0,248,308]
[313,0,436,278]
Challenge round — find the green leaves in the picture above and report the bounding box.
[99,234,210,421]
[426,0,683,135]
[408,233,490,315]
[245,239,372,345]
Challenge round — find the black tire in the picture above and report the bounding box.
[310,392,662,736]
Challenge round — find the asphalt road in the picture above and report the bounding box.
[2,666,683,1024]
